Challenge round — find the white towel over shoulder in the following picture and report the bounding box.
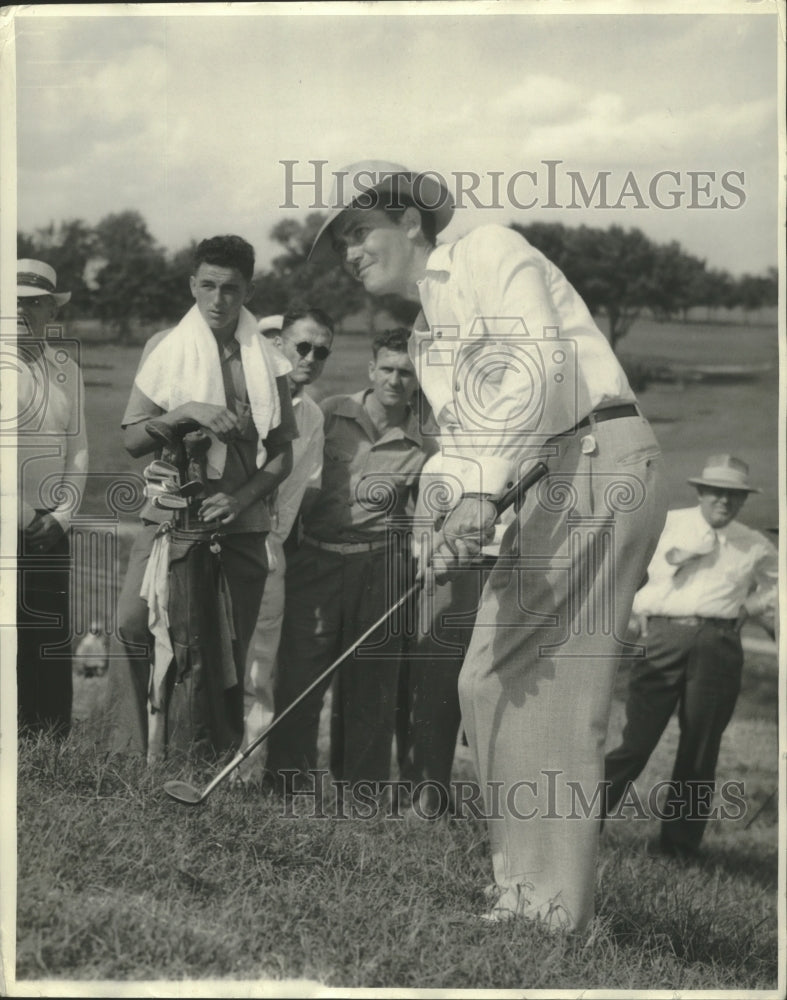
[135,305,291,478]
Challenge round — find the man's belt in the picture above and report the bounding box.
[575,403,639,431]
[648,615,738,629]
[302,535,391,555]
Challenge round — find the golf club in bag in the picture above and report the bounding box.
[163,460,549,804]
[144,418,241,762]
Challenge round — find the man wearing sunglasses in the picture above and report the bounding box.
[239,306,334,783]
[265,328,435,804]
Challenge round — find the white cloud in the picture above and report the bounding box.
[12,10,780,276]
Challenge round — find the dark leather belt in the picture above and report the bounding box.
[302,535,390,555]
[575,403,639,431]
[649,615,738,629]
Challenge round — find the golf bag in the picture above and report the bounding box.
[147,524,241,764]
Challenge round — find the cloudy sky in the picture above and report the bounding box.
[10,4,781,275]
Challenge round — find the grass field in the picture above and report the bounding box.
[14,643,780,991]
[11,315,782,993]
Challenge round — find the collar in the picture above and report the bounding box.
[694,504,737,544]
[333,390,424,447]
[420,241,454,278]
[218,336,241,361]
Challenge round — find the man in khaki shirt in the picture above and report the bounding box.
[266,329,434,798]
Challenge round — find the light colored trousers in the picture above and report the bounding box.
[458,414,667,933]
[241,534,286,778]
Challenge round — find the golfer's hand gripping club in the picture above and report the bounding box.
[420,461,549,591]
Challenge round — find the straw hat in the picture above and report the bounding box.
[687,454,760,493]
[17,259,71,306]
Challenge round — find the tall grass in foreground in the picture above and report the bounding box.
[14,718,778,991]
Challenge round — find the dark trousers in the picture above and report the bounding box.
[396,559,492,803]
[17,529,73,738]
[267,543,406,789]
[108,524,267,755]
[604,617,743,851]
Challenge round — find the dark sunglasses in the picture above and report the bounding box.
[294,341,331,361]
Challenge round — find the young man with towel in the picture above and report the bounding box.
[109,235,298,757]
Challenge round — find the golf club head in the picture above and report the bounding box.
[144,459,181,484]
[145,418,202,449]
[143,480,181,498]
[179,479,206,499]
[152,493,189,510]
[163,780,205,805]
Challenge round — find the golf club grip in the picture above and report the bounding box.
[493,461,549,516]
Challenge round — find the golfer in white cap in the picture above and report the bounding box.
[605,454,777,857]
[311,160,668,931]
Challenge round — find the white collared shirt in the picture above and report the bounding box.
[632,506,778,620]
[270,389,324,542]
[410,224,634,496]
[15,343,89,531]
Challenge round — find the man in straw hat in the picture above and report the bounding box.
[15,259,88,737]
[309,161,668,931]
[604,454,777,857]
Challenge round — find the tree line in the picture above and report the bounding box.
[18,210,777,352]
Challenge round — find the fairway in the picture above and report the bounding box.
[78,316,779,530]
[15,314,780,990]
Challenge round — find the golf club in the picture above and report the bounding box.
[164,460,549,805]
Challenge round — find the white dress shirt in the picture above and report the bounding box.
[16,343,88,531]
[410,224,634,497]
[632,506,778,621]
